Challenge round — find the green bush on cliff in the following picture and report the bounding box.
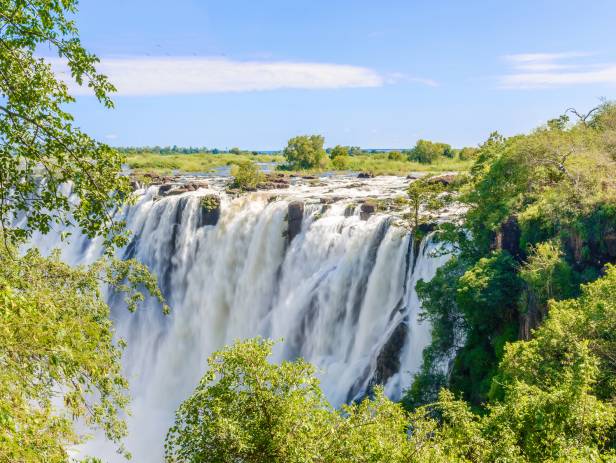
[230,160,264,190]
[406,103,616,409]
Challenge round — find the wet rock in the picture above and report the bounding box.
[185,180,209,191]
[360,201,377,220]
[567,229,584,265]
[287,201,304,243]
[256,173,290,190]
[158,184,178,195]
[358,172,374,179]
[165,187,190,196]
[371,321,407,385]
[199,194,221,227]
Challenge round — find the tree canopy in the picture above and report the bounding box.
[283,135,326,169]
[0,2,167,461]
[0,0,131,249]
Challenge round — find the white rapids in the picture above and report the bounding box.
[29,174,451,462]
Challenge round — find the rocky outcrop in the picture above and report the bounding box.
[494,215,522,260]
[256,173,290,190]
[371,320,407,386]
[605,231,616,258]
[158,181,209,197]
[199,194,221,227]
[360,201,377,220]
[287,201,304,243]
[358,172,374,179]
[426,173,457,186]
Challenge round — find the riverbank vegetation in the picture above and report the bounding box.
[126,148,472,176]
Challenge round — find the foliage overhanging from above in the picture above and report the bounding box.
[0,1,167,461]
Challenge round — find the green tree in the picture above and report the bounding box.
[406,176,446,231]
[0,246,165,462]
[408,140,451,164]
[0,0,132,249]
[283,135,326,169]
[458,147,479,161]
[0,2,168,460]
[329,145,349,159]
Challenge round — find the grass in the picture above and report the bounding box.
[328,154,472,175]
[125,151,472,176]
[126,152,281,174]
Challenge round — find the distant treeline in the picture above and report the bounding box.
[117,141,478,164]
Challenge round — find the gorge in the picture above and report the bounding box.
[29,175,450,461]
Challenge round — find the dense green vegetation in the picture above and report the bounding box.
[405,104,616,413]
[0,1,166,461]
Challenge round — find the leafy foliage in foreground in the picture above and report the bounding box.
[167,279,616,463]
[0,2,171,461]
[0,246,166,462]
[0,0,133,249]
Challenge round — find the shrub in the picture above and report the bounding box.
[230,160,263,190]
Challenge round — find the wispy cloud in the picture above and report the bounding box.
[385,72,439,87]
[500,52,616,88]
[50,56,405,96]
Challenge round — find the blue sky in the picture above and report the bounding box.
[66,0,616,150]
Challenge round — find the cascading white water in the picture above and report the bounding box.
[30,175,450,462]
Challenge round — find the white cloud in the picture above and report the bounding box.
[385,72,439,87]
[50,57,394,95]
[500,52,616,88]
[105,133,118,140]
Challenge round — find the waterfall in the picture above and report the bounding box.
[30,176,450,461]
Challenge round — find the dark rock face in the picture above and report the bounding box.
[358,172,374,179]
[372,321,408,386]
[360,202,377,220]
[158,180,209,197]
[604,231,616,258]
[494,215,522,260]
[287,201,304,243]
[158,184,178,195]
[199,194,221,227]
[406,173,421,180]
